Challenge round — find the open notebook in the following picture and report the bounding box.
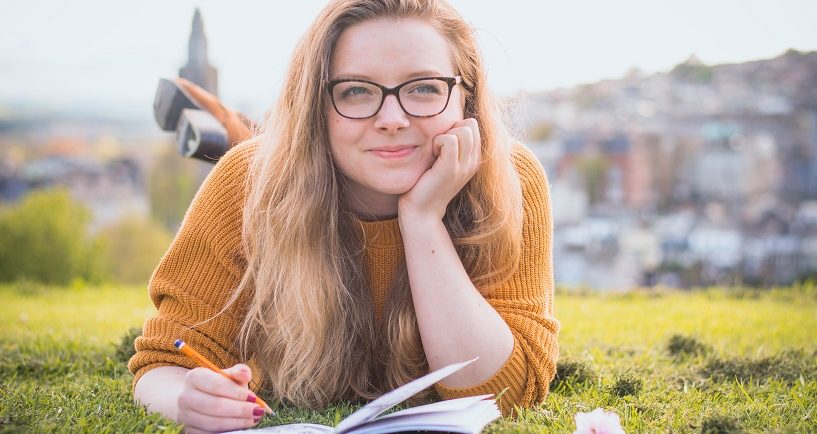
[225,358,500,434]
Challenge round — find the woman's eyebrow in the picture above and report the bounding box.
[330,69,451,82]
[405,69,450,79]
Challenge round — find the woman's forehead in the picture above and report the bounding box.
[329,17,457,83]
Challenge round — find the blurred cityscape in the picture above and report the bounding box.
[1,11,815,288]
[527,50,817,288]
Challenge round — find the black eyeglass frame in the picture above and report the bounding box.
[326,76,463,119]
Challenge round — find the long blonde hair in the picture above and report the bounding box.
[231,0,523,408]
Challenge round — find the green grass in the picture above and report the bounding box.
[1,282,815,433]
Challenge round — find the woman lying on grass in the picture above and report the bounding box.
[129,0,559,432]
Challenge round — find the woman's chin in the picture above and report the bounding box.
[372,175,422,196]
[375,183,415,196]
[358,173,422,195]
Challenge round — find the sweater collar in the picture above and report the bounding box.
[354,216,402,247]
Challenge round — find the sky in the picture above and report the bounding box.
[1,0,816,119]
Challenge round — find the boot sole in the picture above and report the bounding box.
[153,78,203,132]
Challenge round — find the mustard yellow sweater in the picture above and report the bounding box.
[128,141,559,415]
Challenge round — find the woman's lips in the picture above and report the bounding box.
[370,146,416,159]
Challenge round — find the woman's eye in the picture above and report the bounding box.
[341,86,372,98]
[407,83,442,95]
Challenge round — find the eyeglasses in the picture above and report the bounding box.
[326,76,462,119]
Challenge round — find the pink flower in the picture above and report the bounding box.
[573,408,626,434]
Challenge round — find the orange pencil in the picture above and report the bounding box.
[174,339,273,414]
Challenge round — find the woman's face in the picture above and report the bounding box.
[327,17,465,218]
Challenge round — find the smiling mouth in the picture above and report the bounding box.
[369,146,417,159]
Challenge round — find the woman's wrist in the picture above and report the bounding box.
[397,205,444,232]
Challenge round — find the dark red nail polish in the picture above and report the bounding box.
[253,407,264,417]
[254,415,262,424]
[246,393,257,403]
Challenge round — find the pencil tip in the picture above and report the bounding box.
[174,339,184,349]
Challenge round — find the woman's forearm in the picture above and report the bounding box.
[399,214,514,388]
[133,366,190,422]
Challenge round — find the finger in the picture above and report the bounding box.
[436,135,459,174]
[181,407,257,433]
[448,118,480,164]
[432,134,448,158]
[222,364,253,387]
[186,367,254,402]
[178,388,260,419]
[432,134,458,167]
[456,118,481,165]
[446,126,473,164]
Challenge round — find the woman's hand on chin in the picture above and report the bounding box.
[397,118,481,223]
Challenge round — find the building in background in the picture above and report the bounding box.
[179,9,218,96]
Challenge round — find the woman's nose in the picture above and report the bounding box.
[373,94,410,132]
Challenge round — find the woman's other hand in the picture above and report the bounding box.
[176,363,266,434]
[398,117,481,222]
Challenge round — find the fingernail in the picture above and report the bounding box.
[253,415,262,424]
[253,407,264,417]
[246,393,257,403]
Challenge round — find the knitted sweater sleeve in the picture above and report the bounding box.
[127,143,257,387]
[434,143,560,415]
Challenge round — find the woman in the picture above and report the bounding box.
[129,0,559,432]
